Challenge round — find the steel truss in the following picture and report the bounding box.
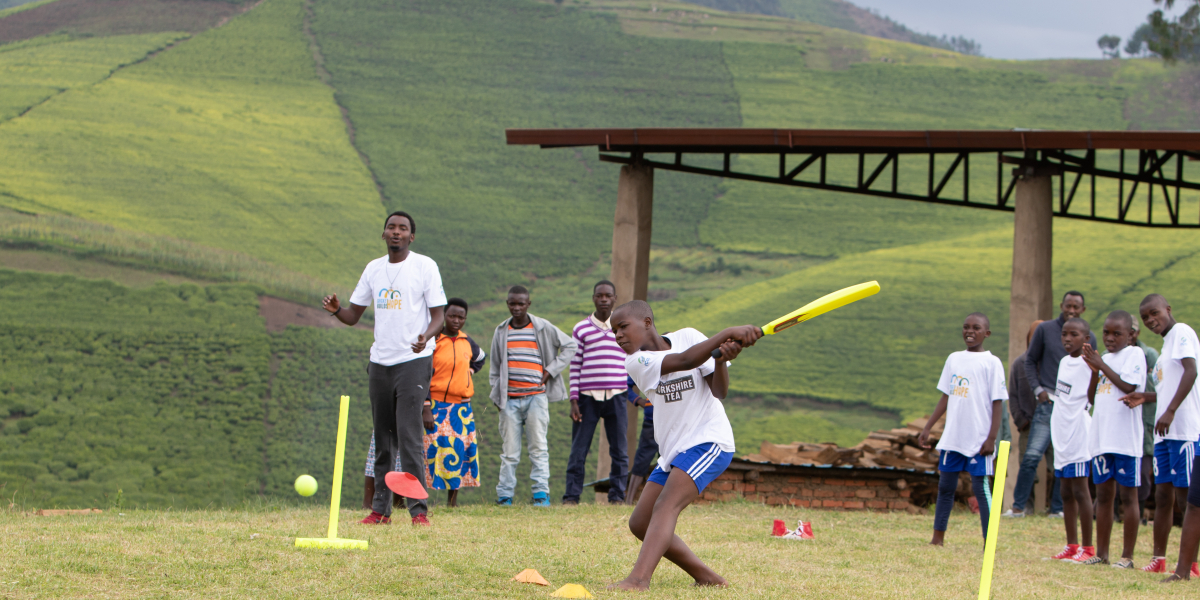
[598,148,1200,228]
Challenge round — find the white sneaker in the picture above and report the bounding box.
[1001,509,1026,518]
[1047,511,1064,518]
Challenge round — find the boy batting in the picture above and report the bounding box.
[609,300,760,591]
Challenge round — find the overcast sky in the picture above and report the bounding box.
[851,0,1188,60]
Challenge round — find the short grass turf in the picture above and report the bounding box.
[2,504,1197,599]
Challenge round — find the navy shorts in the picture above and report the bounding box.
[648,442,733,494]
[1091,453,1140,488]
[939,450,994,477]
[1154,440,1199,487]
[1055,461,1090,479]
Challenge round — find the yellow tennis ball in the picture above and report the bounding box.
[294,475,318,497]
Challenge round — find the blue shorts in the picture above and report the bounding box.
[648,442,734,494]
[1055,461,1089,479]
[1091,453,1140,487]
[1154,440,1199,487]
[939,450,993,477]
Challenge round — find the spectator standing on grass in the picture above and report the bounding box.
[422,297,486,508]
[490,285,576,507]
[563,280,630,505]
[1010,292,1097,517]
[323,211,445,526]
[625,376,659,506]
[1132,320,1160,522]
[1002,320,1044,518]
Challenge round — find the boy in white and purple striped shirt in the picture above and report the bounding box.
[562,280,631,504]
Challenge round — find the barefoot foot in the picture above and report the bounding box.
[607,578,650,591]
[692,575,729,588]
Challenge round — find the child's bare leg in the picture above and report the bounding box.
[613,470,726,591]
[1071,478,1094,547]
[1062,478,1080,546]
[1095,480,1116,561]
[1166,500,1200,582]
[1152,483,1175,556]
[1118,485,1139,560]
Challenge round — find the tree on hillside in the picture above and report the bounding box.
[1097,34,1122,58]
[1125,23,1154,56]
[1143,0,1200,62]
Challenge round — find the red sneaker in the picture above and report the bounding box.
[1052,544,1080,561]
[1068,546,1096,564]
[411,513,431,527]
[360,511,391,525]
[1141,557,1167,573]
[1192,562,1199,577]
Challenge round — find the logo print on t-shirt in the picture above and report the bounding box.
[949,375,970,398]
[377,288,402,310]
[1056,379,1072,398]
[1097,373,1112,396]
[656,375,695,403]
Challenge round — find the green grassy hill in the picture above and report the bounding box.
[3,0,1200,508]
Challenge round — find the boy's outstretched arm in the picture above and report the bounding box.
[918,394,950,448]
[659,326,761,376]
[1155,357,1197,436]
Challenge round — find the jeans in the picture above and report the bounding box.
[1011,402,1063,513]
[368,358,431,518]
[563,393,629,503]
[496,393,550,499]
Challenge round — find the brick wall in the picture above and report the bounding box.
[692,459,938,513]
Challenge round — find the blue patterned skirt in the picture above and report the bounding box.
[423,401,479,490]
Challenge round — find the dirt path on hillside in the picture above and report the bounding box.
[302,0,389,207]
[258,295,372,333]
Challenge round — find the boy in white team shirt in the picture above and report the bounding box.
[1050,317,1097,563]
[1119,294,1200,580]
[609,300,760,591]
[918,313,1007,547]
[1081,310,1146,567]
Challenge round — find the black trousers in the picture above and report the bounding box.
[368,358,431,518]
[631,412,658,477]
[563,393,628,502]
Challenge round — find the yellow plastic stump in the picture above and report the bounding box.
[295,395,368,551]
[512,569,550,586]
[551,583,594,598]
[977,440,1011,599]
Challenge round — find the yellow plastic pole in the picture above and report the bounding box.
[295,395,366,549]
[326,394,349,539]
[978,440,1011,600]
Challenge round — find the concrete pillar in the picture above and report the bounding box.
[1006,168,1054,511]
[595,162,653,504]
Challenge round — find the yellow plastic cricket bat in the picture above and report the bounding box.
[711,281,881,358]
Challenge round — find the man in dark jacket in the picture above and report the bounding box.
[1009,291,1098,517]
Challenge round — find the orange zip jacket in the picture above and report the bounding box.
[429,331,485,403]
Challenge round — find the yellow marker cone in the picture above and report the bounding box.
[512,568,550,586]
[977,440,1011,599]
[551,583,594,598]
[295,395,368,551]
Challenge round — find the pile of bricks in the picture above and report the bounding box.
[698,461,938,512]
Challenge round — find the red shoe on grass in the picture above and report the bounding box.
[1052,544,1080,561]
[1141,557,1167,573]
[360,511,391,525]
[1067,546,1096,564]
[1192,562,1199,577]
[412,513,431,527]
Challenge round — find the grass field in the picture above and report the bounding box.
[3,503,1198,598]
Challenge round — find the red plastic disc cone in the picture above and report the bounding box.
[384,471,428,499]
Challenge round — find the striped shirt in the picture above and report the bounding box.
[569,314,628,400]
[506,322,545,397]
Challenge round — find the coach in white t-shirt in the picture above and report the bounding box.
[322,211,447,526]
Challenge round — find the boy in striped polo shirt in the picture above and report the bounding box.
[489,285,577,507]
[563,280,630,505]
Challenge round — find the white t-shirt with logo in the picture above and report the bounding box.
[935,350,1008,458]
[1153,322,1200,443]
[1051,354,1094,469]
[624,328,736,472]
[349,252,447,366]
[1089,345,1146,457]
